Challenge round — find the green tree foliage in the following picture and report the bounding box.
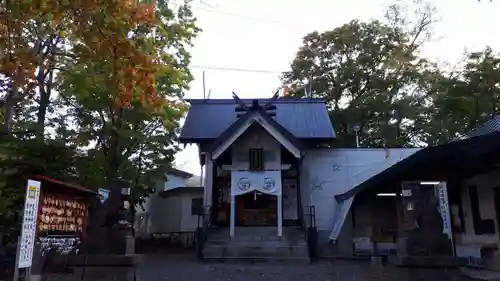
[428,47,500,144]
[282,0,443,148]
[0,1,199,240]
[283,0,500,148]
[54,0,197,194]
[0,137,80,238]
[282,22,436,147]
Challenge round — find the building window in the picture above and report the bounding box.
[249,148,264,171]
[191,198,203,215]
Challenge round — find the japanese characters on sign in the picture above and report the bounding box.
[435,182,453,241]
[18,180,41,269]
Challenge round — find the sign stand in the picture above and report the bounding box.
[16,180,41,281]
[13,236,20,281]
[24,268,30,281]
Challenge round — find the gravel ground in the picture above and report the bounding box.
[37,253,473,281]
[136,255,397,281]
[41,253,399,281]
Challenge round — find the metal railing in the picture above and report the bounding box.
[195,206,212,260]
[302,205,316,229]
[301,205,317,260]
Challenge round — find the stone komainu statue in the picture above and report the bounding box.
[406,187,453,257]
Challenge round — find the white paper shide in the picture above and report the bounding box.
[18,180,41,268]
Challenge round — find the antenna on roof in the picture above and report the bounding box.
[207,89,212,99]
[309,75,313,102]
[202,71,206,100]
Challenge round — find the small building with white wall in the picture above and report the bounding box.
[135,168,203,238]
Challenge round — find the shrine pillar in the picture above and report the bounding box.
[203,154,213,208]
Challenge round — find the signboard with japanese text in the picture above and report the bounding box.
[18,180,41,268]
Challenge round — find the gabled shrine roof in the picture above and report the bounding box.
[179,98,336,142]
[206,109,304,158]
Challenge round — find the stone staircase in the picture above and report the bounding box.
[202,226,310,263]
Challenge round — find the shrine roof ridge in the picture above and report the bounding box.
[180,98,335,142]
[185,98,327,104]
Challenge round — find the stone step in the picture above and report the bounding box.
[204,245,309,256]
[203,245,310,263]
[205,239,307,247]
[202,227,310,263]
[207,227,305,241]
[202,256,310,263]
[207,235,306,243]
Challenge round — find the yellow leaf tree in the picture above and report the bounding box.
[0,0,177,136]
[54,0,199,184]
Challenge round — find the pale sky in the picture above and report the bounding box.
[174,0,500,175]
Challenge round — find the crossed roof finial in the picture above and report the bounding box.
[232,89,279,112]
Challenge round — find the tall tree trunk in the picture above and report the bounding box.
[106,108,124,187]
[2,88,19,136]
[35,65,53,139]
[2,104,14,135]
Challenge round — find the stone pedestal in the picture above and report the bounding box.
[125,236,135,255]
[68,180,139,281]
[371,256,383,268]
[29,275,41,281]
[390,182,466,281]
[389,256,465,281]
[68,254,143,281]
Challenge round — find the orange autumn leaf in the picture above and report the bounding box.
[1,0,169,111]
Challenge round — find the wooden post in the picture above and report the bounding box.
[371,200,378,256]
[230,195,235,237]
[203,155,213,208]
[277,194,283,237]
[396,191,403,235]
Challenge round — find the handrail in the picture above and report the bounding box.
[301,205,317,260]
[195,205,212,260]
[302,205,316,229]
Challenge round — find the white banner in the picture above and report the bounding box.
[19,180,41,268]
[231,170,282,196]
[435,182,454,254]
